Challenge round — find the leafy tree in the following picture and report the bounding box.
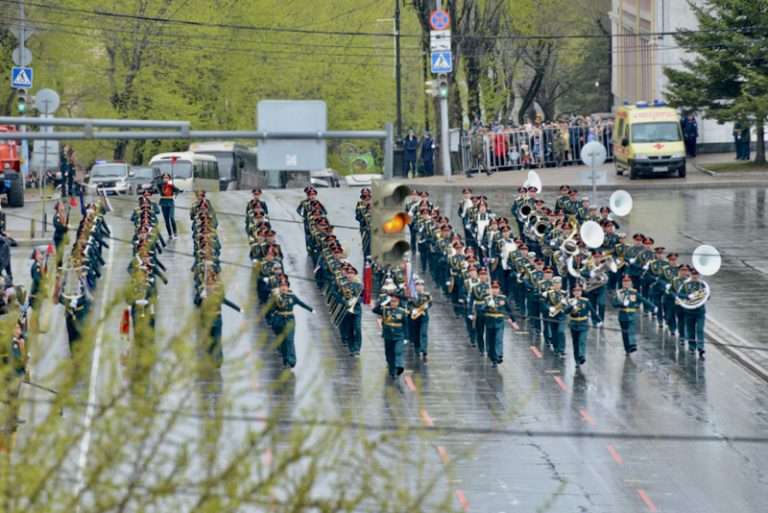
[664,0,768,164]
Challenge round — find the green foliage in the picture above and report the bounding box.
[663,0,768,162]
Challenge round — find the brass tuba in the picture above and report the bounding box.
[675,280,710,310]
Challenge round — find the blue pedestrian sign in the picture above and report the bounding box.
[431,51,452,73]
[11,67,33,88]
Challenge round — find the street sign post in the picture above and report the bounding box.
[580,141,607,203]
[11,67,33,88]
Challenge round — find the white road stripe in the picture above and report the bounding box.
[73,243,115,508]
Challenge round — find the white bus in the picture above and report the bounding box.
[149,152,220,192]
[188,142,265,191]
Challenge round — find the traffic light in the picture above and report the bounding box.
[371,178,412,265]
[16,88,28,113]
[437,73,449,98]
[425,79,437,97]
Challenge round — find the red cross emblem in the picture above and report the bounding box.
[654,143,664,149]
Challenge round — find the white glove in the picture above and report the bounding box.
[654,307,659,313]
[688,293,695,300]
[347,299,354,307]
[69,299,78,308]
[201,290,207,299]
[468,314,474,321]
[629,258,636,265]
[623,299,630,307]
[548,306,556,315]
[262,277,269,283]
[561,298,567,305]
[665,283,671,291]
[643,263,650,270]
[311,309,316,315]
[590,271,596,278]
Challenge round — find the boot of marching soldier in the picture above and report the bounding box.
[407,278,432,360]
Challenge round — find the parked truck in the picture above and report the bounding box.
[0,125,24,207]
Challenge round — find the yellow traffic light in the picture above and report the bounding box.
[371,178,411,265]
[382,212,411,233]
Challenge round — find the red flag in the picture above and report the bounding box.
[69,196,77,207]
[46,243,54,254]
[120,309,131,336]
[363,262,372,305]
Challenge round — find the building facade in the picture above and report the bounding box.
[610,0,736,152]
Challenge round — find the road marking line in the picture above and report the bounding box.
[437,445,450,465]
[455,489,469,511]
[404,375,416,391]
[420,410,434,426]
[578,408,597,427]
[73,244,115,508]
[607,444,624,465]
[530,346,542,358]
[553,376,567,390]
[636,488,657,511]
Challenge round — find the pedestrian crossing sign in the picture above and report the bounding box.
[11,67,33,88]
[431,51,452,73]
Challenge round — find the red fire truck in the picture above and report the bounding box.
[0,125,24,207]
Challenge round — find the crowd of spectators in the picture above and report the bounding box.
[465,114,615,173]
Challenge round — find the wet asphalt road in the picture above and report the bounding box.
[13,185,768,512]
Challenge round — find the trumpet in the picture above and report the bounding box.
[517,203,533,223]
[410,302,430,319]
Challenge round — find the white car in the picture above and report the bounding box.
[87,162,131,195]
[310,168,341,188]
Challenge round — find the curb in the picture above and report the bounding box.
[407,177,768,192]
[707,318,768,383]
[694,164,768,178]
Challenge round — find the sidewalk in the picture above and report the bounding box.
[404,152,768,191]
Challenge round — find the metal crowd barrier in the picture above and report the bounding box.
[461,123,615,173]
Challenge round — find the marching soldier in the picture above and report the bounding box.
[582,250,608,326]
[477,280,520,366]
[407,277,432,361]
[665,258,688,339]
[246,188,269,216]
[543,276,568,357]
[565,284,601,367]
[29,247,45,309]
[337,267,363,357]
[52,201,69,264]
[469,268,491,355]
[678,268,708,360]
[195,273,243,368]
[267,278,315,369]
[613,275,657,355]
[372,293,409,379]
[645,246,669,326]
[462,263,481,347]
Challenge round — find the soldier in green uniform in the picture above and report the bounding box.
[477,280,520,367]
[678,268,708,360]
[565,284,601,367]
[543,276,568,357]
[337,267,363,357]
[407,277,432,361]
[613,275,657,355]
[666,259,689,340]
[29,248,45,309]
[645,246,669,326]
[267,278,314,369]
[52,201,69,265]
[469,268,491,355]
[195,274,243,368]
[372,293,409,379]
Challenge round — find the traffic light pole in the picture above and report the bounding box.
[440,95,451,183]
